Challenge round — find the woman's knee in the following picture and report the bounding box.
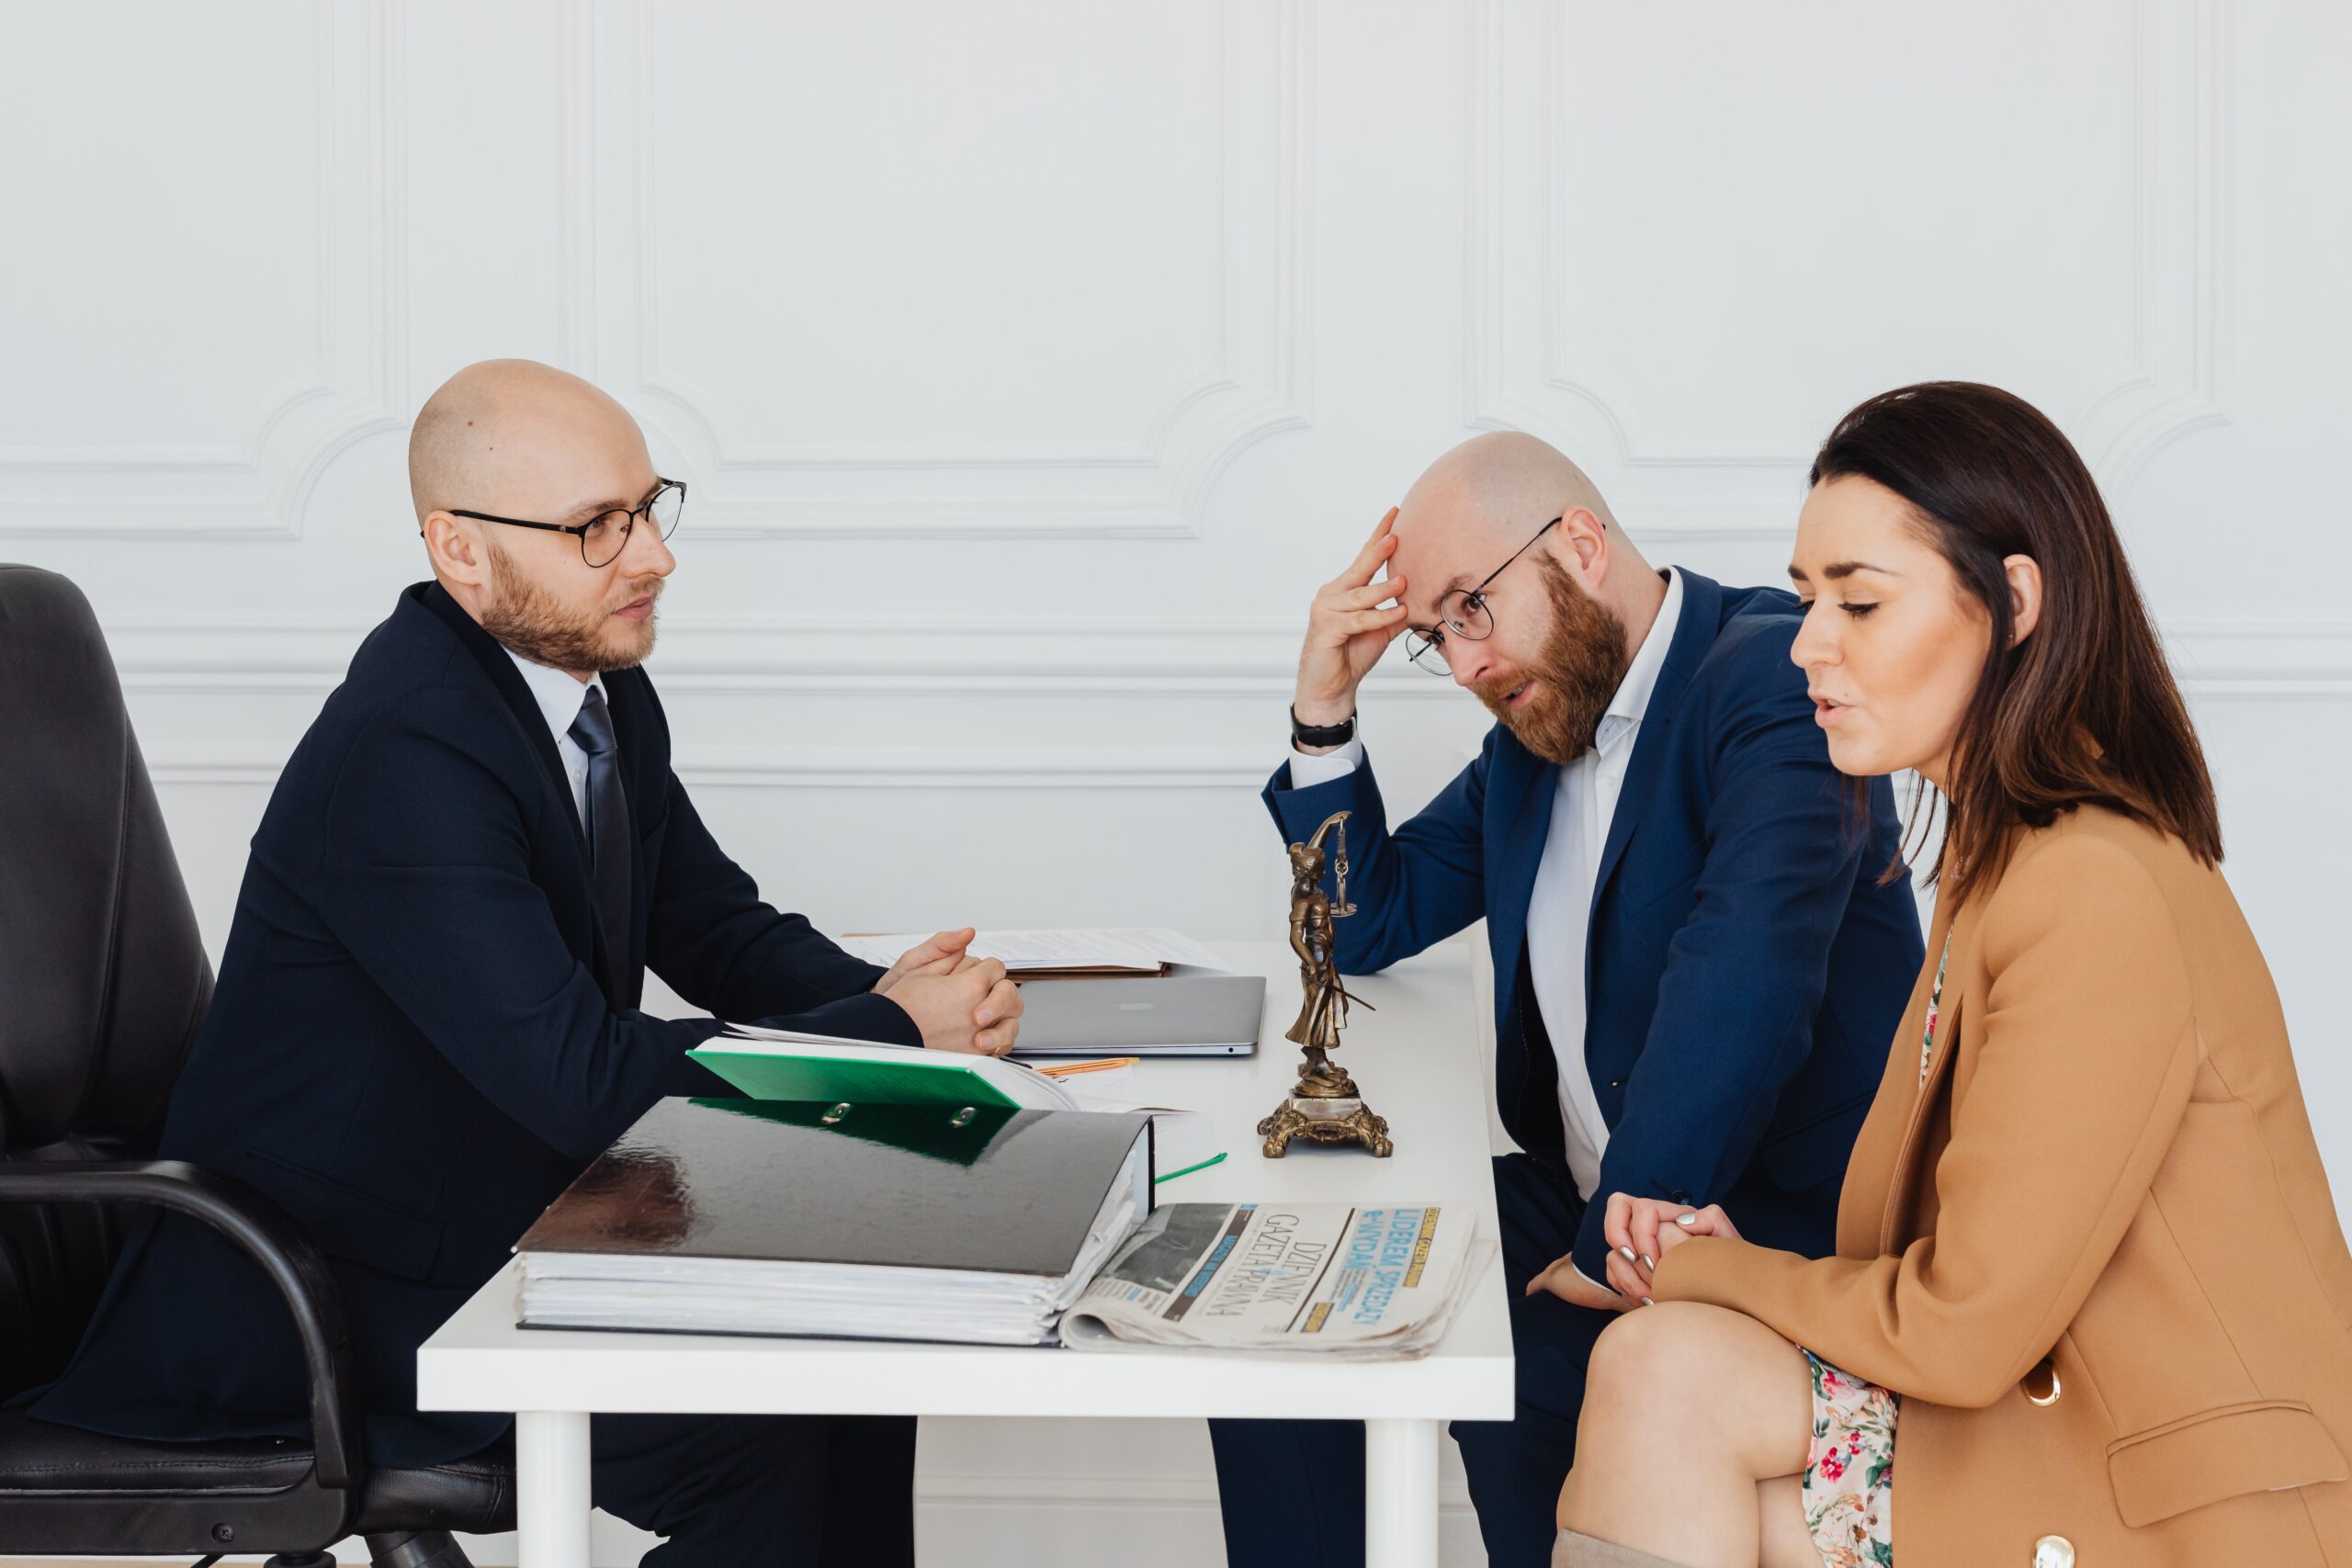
[1588,1303,1804,1436]
[1586,1302,1724,1404]
[1588,1303,1813,1474]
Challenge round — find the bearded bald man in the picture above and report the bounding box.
[28,359,1019,1566]
[1207,434,1926,1568]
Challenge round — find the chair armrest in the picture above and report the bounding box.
[0,1159,364,1489]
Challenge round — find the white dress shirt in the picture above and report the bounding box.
[1286,569,1685,1205]
[503,648,607,830]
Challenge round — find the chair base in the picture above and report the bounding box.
[248,1533,476,1568]
[368,1529,478,1568]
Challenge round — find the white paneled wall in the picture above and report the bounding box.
[6,3,2350,1564]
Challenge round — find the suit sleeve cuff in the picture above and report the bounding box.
[1281,735,1364,790]
[752,989,926,1049]
[1570,1207,1619,1286]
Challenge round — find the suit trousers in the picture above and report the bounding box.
[1208,1154,1615,1568]
[588,1411,916,1567]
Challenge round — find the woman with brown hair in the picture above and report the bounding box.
[1541,382,2352,1568]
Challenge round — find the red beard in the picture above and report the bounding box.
[1469,558,1629,764]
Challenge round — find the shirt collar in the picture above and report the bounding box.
[1602,567,1685,730]
[502,646,606,748]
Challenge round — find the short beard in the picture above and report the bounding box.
[478,537,661,674]
[1471,557,1629,764]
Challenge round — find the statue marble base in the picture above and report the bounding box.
[1258,1072,1393,1157]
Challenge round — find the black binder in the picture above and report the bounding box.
[515,1096,1157,1343]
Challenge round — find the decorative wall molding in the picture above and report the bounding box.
[0,0,407,538]
[554,0,1314,539]
[101,615,1442,699]
[2073,0,2233,491]
[106,615,2352,704]
[2162,620,2352,699]
[142,743,1279,793]
[1464,0,2232,534]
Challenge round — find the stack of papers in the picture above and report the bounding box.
[1061,1089,1223,1184]
[833,927,1233,976]
[521,1177,1147,1344]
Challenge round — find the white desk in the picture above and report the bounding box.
[417,940,1513,1568]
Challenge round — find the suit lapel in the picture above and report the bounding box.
[1833,916,1943,1257]
[413,583,584,849]
[411,581,625,994]
[1485,735,1555,1033]
[1589,570,1722,926]
[1875,896,1980,1253]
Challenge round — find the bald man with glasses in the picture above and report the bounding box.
[1206,433,1926,1568]
[29,359,1019,1567]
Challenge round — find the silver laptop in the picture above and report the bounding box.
[1009,975,1267,1057]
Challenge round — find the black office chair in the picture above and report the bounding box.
[0,565,515,1568]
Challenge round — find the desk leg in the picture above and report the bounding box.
[515,1409,593,1568]
[1363,1416,1440,1568]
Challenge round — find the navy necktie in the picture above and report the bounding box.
[567,685,632,986]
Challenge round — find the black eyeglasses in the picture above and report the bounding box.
[447,479,686,568]
[1401,515,1561,674]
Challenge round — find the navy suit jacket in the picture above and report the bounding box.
[33,581,921,1466]
[1263,570,1925,1287]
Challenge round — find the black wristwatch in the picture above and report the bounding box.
[1290,705,1358,750]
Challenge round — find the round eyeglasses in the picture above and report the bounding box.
[1400,515,1560,674]
[447,479,686,568]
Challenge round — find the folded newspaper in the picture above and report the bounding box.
[1061,1202,1491,1359]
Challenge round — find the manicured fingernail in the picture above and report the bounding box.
[1642,1297,1655,1307]
[1641,1256,1654,1270]
[1676,1214,1697,1226]
[1620,1246,1635,1261]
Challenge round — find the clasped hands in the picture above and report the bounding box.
[871,928,1023,1055]
[1523,1193,1744,1313]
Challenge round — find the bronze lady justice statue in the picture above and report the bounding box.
[1259,810,1393,1156]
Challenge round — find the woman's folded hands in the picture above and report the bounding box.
[1602,1193,1745,1305]
[1522,1193,1744,1309]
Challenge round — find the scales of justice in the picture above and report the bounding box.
[1258,809,1394,1158]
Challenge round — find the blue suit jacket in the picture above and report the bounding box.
[1264,570,1924,1287]
[33,581,921,1466]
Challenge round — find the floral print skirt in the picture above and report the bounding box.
[1800,1348,1896,1566]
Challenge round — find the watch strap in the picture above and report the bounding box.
[1290,705,1358,749]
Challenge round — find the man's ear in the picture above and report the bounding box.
[423,511,489,589]
[1554,505,1608,582]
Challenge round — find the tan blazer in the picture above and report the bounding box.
[1654,805,2352,1566]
